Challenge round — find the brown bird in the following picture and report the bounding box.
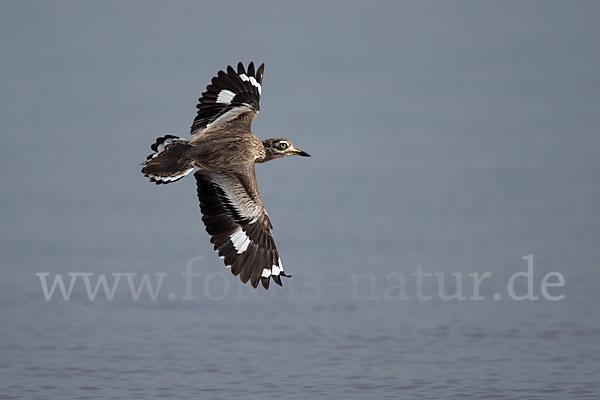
[141,62,310,289]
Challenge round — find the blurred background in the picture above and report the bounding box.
[1,1,599,398]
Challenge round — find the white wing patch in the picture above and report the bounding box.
[239,73,262,95]
[261,259,283,279]
[216,89,236,104]
[230,228,251,254]
[271,265,281,276]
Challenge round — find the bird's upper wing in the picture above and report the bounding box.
[194,167,288,289]
[190,62,264,137]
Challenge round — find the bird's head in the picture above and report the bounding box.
[261,138,311,162]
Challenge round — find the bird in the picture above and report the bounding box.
[141,62,310,289]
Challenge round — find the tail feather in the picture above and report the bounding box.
[142,135,194,184]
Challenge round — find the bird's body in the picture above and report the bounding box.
[141,62,309,289]
[190,131,266,169]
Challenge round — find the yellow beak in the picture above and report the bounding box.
[286,148,311,157]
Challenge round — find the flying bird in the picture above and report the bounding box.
[141,62,310,289]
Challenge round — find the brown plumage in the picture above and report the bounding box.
[141,62,310,289]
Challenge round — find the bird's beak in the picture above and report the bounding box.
[287,148,311,157]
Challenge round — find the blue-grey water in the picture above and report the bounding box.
[1,1,599,399]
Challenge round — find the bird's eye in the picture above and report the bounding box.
[278,142,288,150]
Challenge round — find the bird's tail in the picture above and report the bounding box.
[141,135,194,184]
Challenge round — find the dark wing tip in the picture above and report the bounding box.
[257,63,264,84]
[237,61,246,75]
[261,276,270,289]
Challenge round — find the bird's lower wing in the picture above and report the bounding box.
[194,169,288,289]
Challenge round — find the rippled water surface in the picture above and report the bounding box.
[1,1,599,399]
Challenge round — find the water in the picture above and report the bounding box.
[1,1,599,398]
